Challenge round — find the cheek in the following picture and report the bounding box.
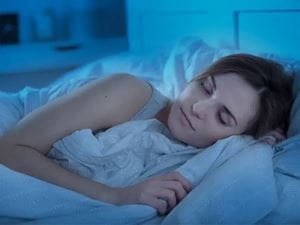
[167,104,181,131]
[201,130,219,145]
[178,84,199,103]
[202,123,229,143]
[189,132,217,148]
[210,127,238,143]
[239,112,257,132]
[167,104,193,142]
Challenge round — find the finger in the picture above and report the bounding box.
[266,129,286,141]
[262,135,277,145]
[273,132,286,141]
[163,172,192,192]
[146,197,168,215]
[157,189,177,209]
[161,181,187,201]
[264,132,285,144]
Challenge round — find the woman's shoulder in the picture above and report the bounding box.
[129,79,170,121]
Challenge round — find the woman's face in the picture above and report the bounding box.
[167,73,259,148]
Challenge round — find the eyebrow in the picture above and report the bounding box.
[211,76,216,91]
[212,76,238,127]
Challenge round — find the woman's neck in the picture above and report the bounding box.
[154,101,172,128]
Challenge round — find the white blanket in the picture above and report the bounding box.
[47,118,260,188]
[0,87,276,225]
[0,37,278,224]
[0,117,267,224]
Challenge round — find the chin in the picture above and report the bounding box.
[167,118,185,141]
[167,119,193,146]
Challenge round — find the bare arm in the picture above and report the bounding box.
[4,74,152,154]
[0,74,152,203]
[1,138,119,203]
[0,74,191,214]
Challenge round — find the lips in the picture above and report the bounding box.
[180,107,195,131]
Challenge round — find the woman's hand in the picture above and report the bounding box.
[116,171,192,215]
[260,128,286,145]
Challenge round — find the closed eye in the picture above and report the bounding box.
[200,79,213,95]
[218,110,230,126]
[212,76,238,127]
[218,107,237,127]
[218,112,226,125]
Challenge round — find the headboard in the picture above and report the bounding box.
[126,0,300,60]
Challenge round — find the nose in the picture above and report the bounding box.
[192,99,215,120]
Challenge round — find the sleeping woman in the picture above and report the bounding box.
[0,53,293,215]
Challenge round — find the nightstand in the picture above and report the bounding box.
[0,37,128,92]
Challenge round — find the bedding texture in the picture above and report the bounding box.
[257,65,300,224]
[159,37,300,225]
[0,76,271,224]
[1,36,300,224]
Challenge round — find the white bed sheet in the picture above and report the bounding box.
[1,36,300,224]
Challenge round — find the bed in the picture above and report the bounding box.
[1,1,300,222]
[0,35,300,224]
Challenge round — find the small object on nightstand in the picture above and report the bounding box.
[55,43,81,51]
[0,13,19,44]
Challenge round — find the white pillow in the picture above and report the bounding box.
[163,140,276,224]
[258,69,300,224]
[160,36,298,100]
[160,37,216,99]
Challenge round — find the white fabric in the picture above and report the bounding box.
[160,36,299,100]
[177,134,261,186]
[48,118,261,188]
[1,120,266,222]
[1,36,297,224]
[48,119,196,188]
[1,81,270,223]
[0,163,156,224]
[161,37,215,99]
[0,92,23,136]
[163,142,277,225]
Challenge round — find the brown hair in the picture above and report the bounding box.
[192,53,293,138]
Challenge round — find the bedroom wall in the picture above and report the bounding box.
[0,0,126,43]
[0,0,127,92]
[126,0,300,60]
